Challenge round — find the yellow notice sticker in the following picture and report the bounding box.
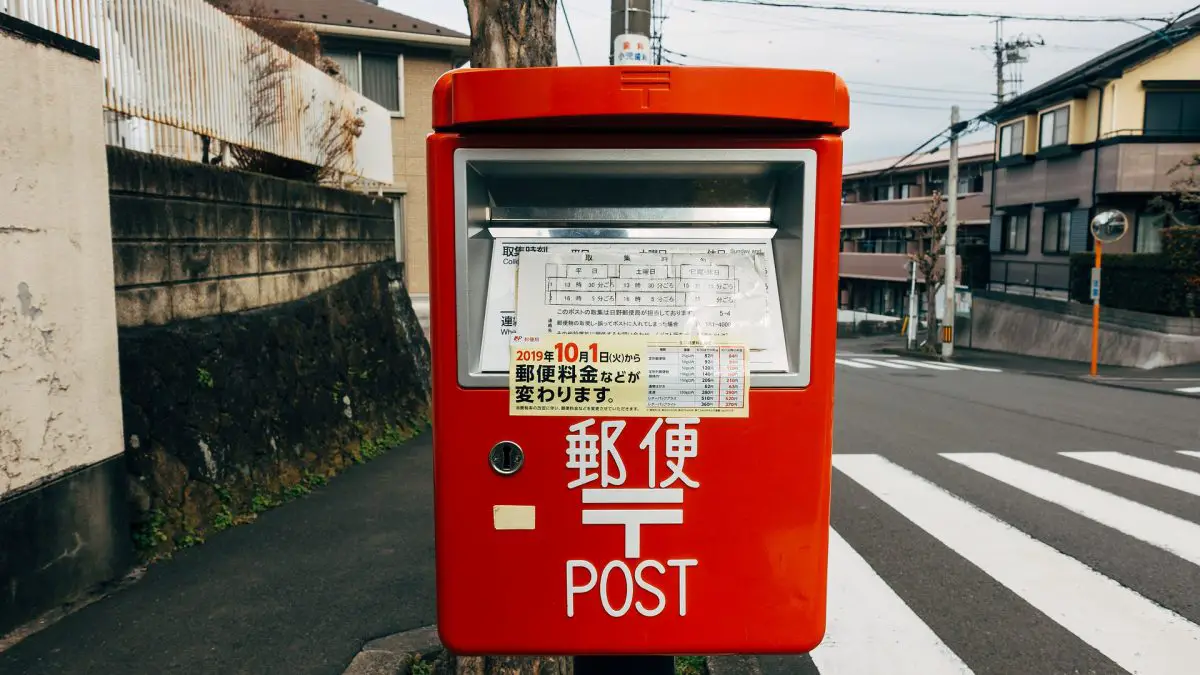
[509,335,749,418]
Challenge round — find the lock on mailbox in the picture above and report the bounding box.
[427,66,849,656]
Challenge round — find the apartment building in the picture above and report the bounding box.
[981,14,1200,299]
[248,0,469,301]
[840,141,994,316]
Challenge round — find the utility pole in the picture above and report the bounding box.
[942,105,960,359]
[981,19,1043,105]
[610,0,653,65]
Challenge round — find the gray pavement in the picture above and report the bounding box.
[0,433,437,675]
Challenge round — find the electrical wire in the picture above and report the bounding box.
[560,0,583,65]
[687,0,1176,25]
[660,48,995,100]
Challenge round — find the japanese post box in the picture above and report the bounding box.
[426,66,848,656]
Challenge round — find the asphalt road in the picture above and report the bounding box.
[3,364,1198,675]
[808,358,1200,675]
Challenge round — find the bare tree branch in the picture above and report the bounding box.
[910,192,948,350]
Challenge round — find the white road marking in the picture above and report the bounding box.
[1180,451,1200,461]
[1176,386,1200,394]
[812,528,974,674]
[833,453,1200,675]
[945,453,1200,566]
[888,359,960,371]
[836,358,876,369]
[848,358,917,369]
[938,362,1003,373]
[1061,452,1200,498]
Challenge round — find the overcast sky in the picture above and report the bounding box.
[385,0,1193,163]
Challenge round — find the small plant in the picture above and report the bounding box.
[301,470,327,489]
[213,505,234,532]
[251,492,278,513]
[178,532,205,548]
[283,483,310,499]
[410,656,433,675]
[214,485,232,504]
[675,656,707,675]
[196,367,214,388]
[132,509,169,553]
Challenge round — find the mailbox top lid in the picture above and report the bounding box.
[432,66,849,133]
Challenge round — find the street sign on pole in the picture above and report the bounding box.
[1087,210,1128,377]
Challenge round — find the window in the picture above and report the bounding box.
[957,175,985,194]
[1144,91,1200,135]
[1039,106,1070,149]
[324,49,404,114]
[1042,211,1071,254]
[1135,211,1165,253]
[1003,213,1029,253]
[999,121,1025,157]
[871,184,915,201]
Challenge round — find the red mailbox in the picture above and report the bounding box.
[426,66,849,656]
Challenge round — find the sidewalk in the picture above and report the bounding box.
[839,334,1200,397]
[0,433,437,675]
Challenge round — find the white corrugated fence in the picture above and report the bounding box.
[2,0,393,184]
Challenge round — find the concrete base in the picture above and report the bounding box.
[410,293,430,340]
[965,295,1200,369]
[0,456,133,636]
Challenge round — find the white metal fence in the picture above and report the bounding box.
[2,0,393,184]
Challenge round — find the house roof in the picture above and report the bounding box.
[240,0,468,41]
[981,13,1200,123]
[843,140,994,178]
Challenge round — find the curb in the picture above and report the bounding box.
[875,347,1199,399]
[342,625,446,675]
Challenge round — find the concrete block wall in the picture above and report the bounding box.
[107,148,396,328]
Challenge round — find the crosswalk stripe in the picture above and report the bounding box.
[813,528,973,674]
[936,362,1003,373]
[1177,386,1200,394]
[835,358,875,369]
[887,359,960,371]
[846,358,916,369]
[832,453,1200,675]
[945,453,1200,566]
[1061,452,1200,498]
[1180,451,1200,461]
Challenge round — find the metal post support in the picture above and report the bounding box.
[1090,241,1103,378]
[575,656,676,674]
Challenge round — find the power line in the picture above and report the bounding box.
[659,48,995,100]
[688,0,1176,25]
[560,0,583,65]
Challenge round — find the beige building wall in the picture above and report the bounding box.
[0,33,124,495]
[1106,36,1200,136]
[393,52,457,296]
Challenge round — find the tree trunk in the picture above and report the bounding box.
[464,0,558,68]
[924,280,940,350]
[454,4,563,673]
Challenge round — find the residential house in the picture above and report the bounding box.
[981,15,1200,299]
[840,141,994,316]
[248,0,469,306]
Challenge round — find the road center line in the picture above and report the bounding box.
[945,453,1200,566]
[832,453,1200,675]
[1061,452,1200,498]
[811,527,973,674]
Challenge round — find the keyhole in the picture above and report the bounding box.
[489,441,524,475]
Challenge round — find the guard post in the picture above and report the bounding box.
[426,65,849,667]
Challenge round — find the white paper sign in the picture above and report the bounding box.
[479,240,788,373]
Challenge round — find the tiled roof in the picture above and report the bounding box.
[844,140,994,177]
[236,0,467,40]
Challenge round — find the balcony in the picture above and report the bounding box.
[1095,139,1200,194]
[842,192,991,229]
[840,252,961,284]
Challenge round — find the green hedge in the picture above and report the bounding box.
[1068,225,1200,317]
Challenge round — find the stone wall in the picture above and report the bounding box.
[120,262,431,558]
[107,147,397,328]
[0,15,130,636]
